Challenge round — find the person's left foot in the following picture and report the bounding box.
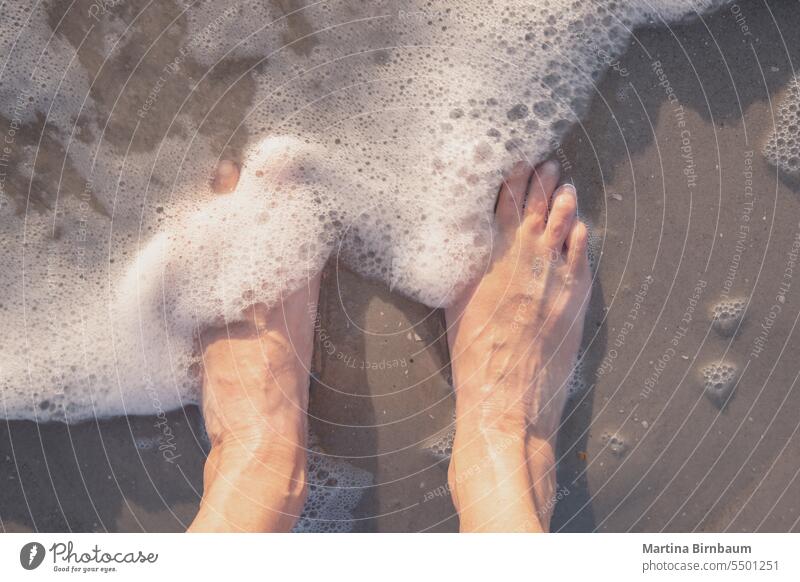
[444,160,591,531]
[446,160,590,436]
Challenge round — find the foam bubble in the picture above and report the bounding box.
[600,431,628,457]
[292,436,372,533]
[764,76,800,178]
[567,353,589,399]
[423,419,456,460]
[701,361,739,406]
[0,3,93,131]
[585,222,603,272]
[710,298,746,336]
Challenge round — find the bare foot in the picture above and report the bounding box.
[189,159,320,532]
[444,160,591,532]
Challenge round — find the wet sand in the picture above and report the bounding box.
[3,0,800,532]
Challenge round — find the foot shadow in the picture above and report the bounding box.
[308,263,458,532]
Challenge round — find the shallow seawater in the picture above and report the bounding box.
[0,0,729,423]
[2,0,800,532]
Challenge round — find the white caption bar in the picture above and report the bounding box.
[0,533,797,581]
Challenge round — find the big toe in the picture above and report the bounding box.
[212,160,240,194]
[545,184,578,249]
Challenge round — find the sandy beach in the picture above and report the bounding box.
[2,0,800,532]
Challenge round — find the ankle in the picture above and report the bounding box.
[211,417,308,467]
[196,436,308,531]
[455,385,530,436]
[449,431,542,532]
[450,421,528,492]
[449,415,560,532]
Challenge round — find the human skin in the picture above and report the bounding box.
[189,158,590,533]
[444,160,591,532]
[188,160,319,532]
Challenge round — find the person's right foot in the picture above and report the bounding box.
[444,160,591,531]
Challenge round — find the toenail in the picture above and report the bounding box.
[217,160,237,176]
[555,184,577,205]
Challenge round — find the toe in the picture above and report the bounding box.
[496,162,533,226]
[545,184,578,249]
[524,160,560,231]
[212,160,240,194]
[566,220,590,272]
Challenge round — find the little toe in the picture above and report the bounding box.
[545,184,578,249]
[565,220,590,273]
[524,160,560,231]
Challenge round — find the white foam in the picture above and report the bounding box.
[292,435,372,533]
[600,430,628,457]
[710,298,746,336]
[0,3,93,131]
[566,354,589,399]
[701,361,739,406]
[1,1,730,424]
[423,415,456,460]
[764,76,800,178]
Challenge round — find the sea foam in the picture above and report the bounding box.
[1,0,728,424]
